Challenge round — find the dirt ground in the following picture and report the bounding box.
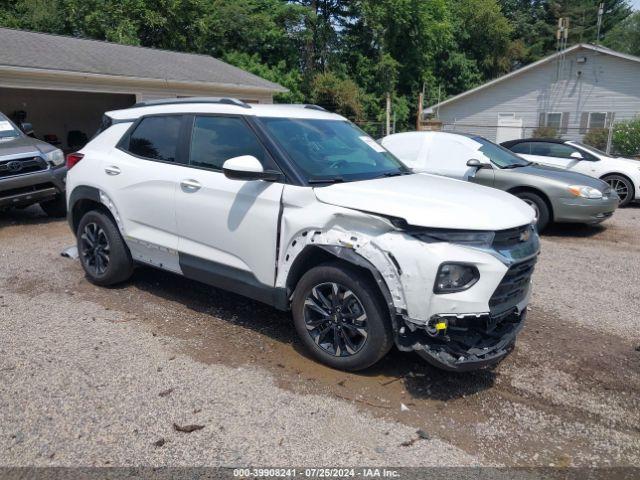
[1,204,639,467]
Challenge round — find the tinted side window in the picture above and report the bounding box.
[189,116,269,170]
[127,116,182,162]
[509,142,531,154]
[530,142,577,159]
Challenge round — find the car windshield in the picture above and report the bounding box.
[259,117,410,183]
[472,136,531,168]
[571,141,612,158]
[0,114,21,140]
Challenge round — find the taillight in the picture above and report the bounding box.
[66,153,84,169]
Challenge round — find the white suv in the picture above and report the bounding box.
[66,98,539,372]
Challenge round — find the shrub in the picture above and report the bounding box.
[612,118,640,157]
[532,126,557,138]
[583,128,609,151]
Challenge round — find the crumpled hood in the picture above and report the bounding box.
[314,173,535,230]
[0,136,53,158]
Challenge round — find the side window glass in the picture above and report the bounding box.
[127,116,182,162]
[189,116,270,170]
[510,142,531,154]
[530,142,575,158]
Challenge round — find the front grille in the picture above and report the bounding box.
[492,224,531,249]
[489,256,537,315]
[0,156,47,179]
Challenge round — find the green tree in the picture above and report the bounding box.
[604,11,640,56]
[450,0,517,79]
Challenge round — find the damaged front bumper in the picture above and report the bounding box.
[399,308,526,372]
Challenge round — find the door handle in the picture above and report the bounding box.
[180,179,201,193]
[104,165,121,176]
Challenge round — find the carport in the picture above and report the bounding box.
[0,27,287,151]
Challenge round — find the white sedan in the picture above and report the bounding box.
[501,138,640,207]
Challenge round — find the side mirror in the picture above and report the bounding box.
[20,122,35,137]
[570,151,584,160]
[467,159,491,169]
[222,155,281,181]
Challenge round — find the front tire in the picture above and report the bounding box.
[603,174,634,207]
[77,210,133,286]
[516,191,550,232]
[40,194,67,218]
[291,262,393,371]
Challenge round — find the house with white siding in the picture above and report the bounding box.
[423,44,640,144]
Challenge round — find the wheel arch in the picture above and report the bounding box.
[600,172,635,190]
[284,245,398,329]
[68,186,113,235]
[506,185,554,221]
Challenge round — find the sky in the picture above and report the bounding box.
[632,0,640,11]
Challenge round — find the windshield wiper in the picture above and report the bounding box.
[502,163,530,169]
[308,176,345,184]
[375,171,410,178]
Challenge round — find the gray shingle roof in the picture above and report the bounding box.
[0,27,286,92]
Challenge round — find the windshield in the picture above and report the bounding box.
[571,141,611,158]
[259,118,410,183]
[0,114,21,140]
[471,136,530,168]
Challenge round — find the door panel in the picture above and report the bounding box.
[175,168,284,286]
[99,147,181,252]
[467,167,495,187]
[175,114,285,287]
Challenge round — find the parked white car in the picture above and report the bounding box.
[65,98,538,372]
[380,131,619,231]
[501,138,640,207]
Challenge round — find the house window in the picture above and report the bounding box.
[545,113,562,129]
[588,112,607,129]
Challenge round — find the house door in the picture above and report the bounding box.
[496,114,523,144]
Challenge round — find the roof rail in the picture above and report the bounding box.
[303,104,327,112]
[132,97,252,109]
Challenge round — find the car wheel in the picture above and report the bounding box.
[291,262,394,371]
[77,210,133,286]
[515,191,550,232]
[40,194,67,218]
[603,174,634,207]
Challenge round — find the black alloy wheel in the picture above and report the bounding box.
[80,222,110,275]
[303,282,369,357]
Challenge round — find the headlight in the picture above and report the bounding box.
[412,229,495,247]
[44,149,65,166]
[434,263,480,293]
[568,185,603,199]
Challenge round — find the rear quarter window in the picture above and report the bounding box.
[125,116,182,162]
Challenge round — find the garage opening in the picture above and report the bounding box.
[0,88,135,152]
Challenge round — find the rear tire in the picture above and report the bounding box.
[40,194,67,218]
[291,262,393,371]
[515,191,550,232]
[77,210,133,286]
[602,174,634,207]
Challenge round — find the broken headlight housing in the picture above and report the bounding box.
[434,263,480,293]
[412,229,495,247]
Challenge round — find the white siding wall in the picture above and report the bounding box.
[436,47,640,142]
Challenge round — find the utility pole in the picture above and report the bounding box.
[386,92,391,136]
[596,3,605,45]
[416,92,424,131]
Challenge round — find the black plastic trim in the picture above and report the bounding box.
[178,253,288,310]
[67,185,101,231]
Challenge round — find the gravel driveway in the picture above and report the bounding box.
[0,205,639,468]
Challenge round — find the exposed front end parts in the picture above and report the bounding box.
[397,309,526,372]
